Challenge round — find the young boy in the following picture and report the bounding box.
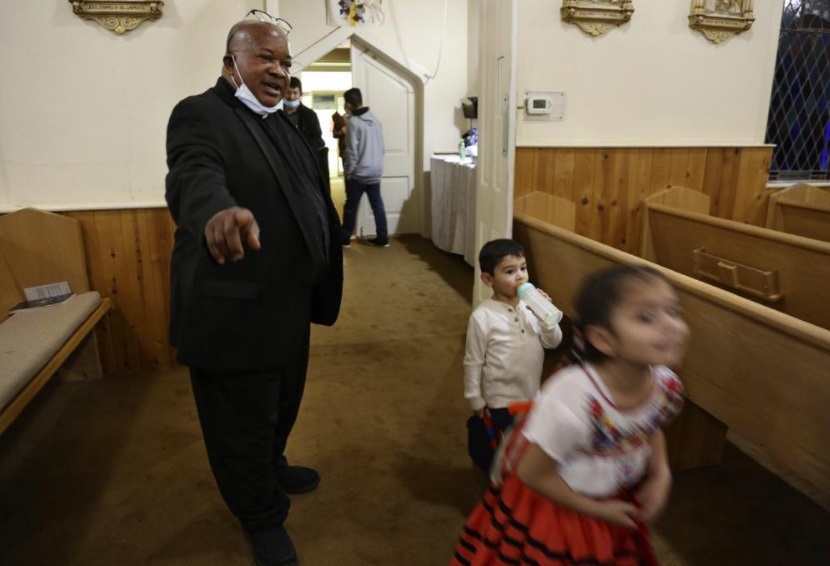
[464,239,563,471]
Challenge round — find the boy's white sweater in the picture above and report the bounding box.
[463,298,563,412]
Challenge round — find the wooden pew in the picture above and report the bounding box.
[0,209,111,436]
[639,187,830,331]
[514,192,576,232]
[514,210,830,500]
[766,183,830,243]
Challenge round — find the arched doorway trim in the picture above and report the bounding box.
[293,29,427,237]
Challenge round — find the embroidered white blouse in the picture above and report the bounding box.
[521,363,684,497]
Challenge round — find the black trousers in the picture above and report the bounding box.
[190,354,308,533]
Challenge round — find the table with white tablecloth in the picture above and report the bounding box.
[430,155,477,266]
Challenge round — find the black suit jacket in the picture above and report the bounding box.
[165,78,343,371]
[294,104,325,149]
[294,103,329,179]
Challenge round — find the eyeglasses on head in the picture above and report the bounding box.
[246,9,292,35]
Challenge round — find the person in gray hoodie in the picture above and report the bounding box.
[341,87,389,247]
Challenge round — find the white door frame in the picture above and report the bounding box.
[473,0,518,305]
[350,39,416,238]
[292,29,426,237]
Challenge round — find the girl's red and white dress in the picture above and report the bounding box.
[451,363,684,566]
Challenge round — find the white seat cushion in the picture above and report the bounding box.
[0,291,102,412]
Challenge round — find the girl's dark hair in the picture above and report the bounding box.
[574,265,668,362]
[478,239,525,275]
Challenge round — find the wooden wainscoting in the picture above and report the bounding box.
[514,147,772,254]
[67,208,176,374]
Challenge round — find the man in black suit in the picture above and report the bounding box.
[165,12,342,566]
[283,78,323,147]
[283,76,330,179]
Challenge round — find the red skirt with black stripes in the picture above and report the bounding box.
[450,473,658,566]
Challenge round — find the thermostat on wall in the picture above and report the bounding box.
[527,95,552,114]
[524,91,565,121]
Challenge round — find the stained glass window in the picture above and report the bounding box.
[765,0,830,181]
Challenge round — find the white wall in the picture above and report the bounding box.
[274,0,470,167]
[3,1,781,210]
[516,0,784,146]
[467,0,480,97]
[0,0,469,211]
[0,1,262,211]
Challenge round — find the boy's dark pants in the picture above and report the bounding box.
[468,407,514,473]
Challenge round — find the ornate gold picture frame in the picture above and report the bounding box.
[68,1,164,35]
[689,1,755,44]
[561,0,635,37]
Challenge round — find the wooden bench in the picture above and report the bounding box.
[513,196,830,500]
[514,191,576,232]
[639,186,830,331]
[0,208,111,436]
[766,183,830,243]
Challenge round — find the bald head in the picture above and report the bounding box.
[225,20,288,55]
[222,20,292,108]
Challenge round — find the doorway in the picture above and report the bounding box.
[297,45,352,217]
[295,33,424,238]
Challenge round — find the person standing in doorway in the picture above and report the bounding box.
[331,109,347,169]
[284,77,329,179]
[341,87,389,247]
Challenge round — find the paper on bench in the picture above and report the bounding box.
[9,282,73,313]
[23,281,71,302]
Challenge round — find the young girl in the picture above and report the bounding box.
[451,265,689,566]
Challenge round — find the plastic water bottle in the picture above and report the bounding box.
[517,283,563,325]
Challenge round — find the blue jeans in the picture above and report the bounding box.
[341,178,388,243]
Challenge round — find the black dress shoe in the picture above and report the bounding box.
[248,526,298,566]
[276,465,320,494]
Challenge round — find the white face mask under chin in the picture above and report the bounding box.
[230,57,283,116]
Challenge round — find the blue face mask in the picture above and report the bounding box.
[230,56,282,116]
[283,99,301,109]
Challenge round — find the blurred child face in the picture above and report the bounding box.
[482,254,529,303]
[593,277,689,368]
